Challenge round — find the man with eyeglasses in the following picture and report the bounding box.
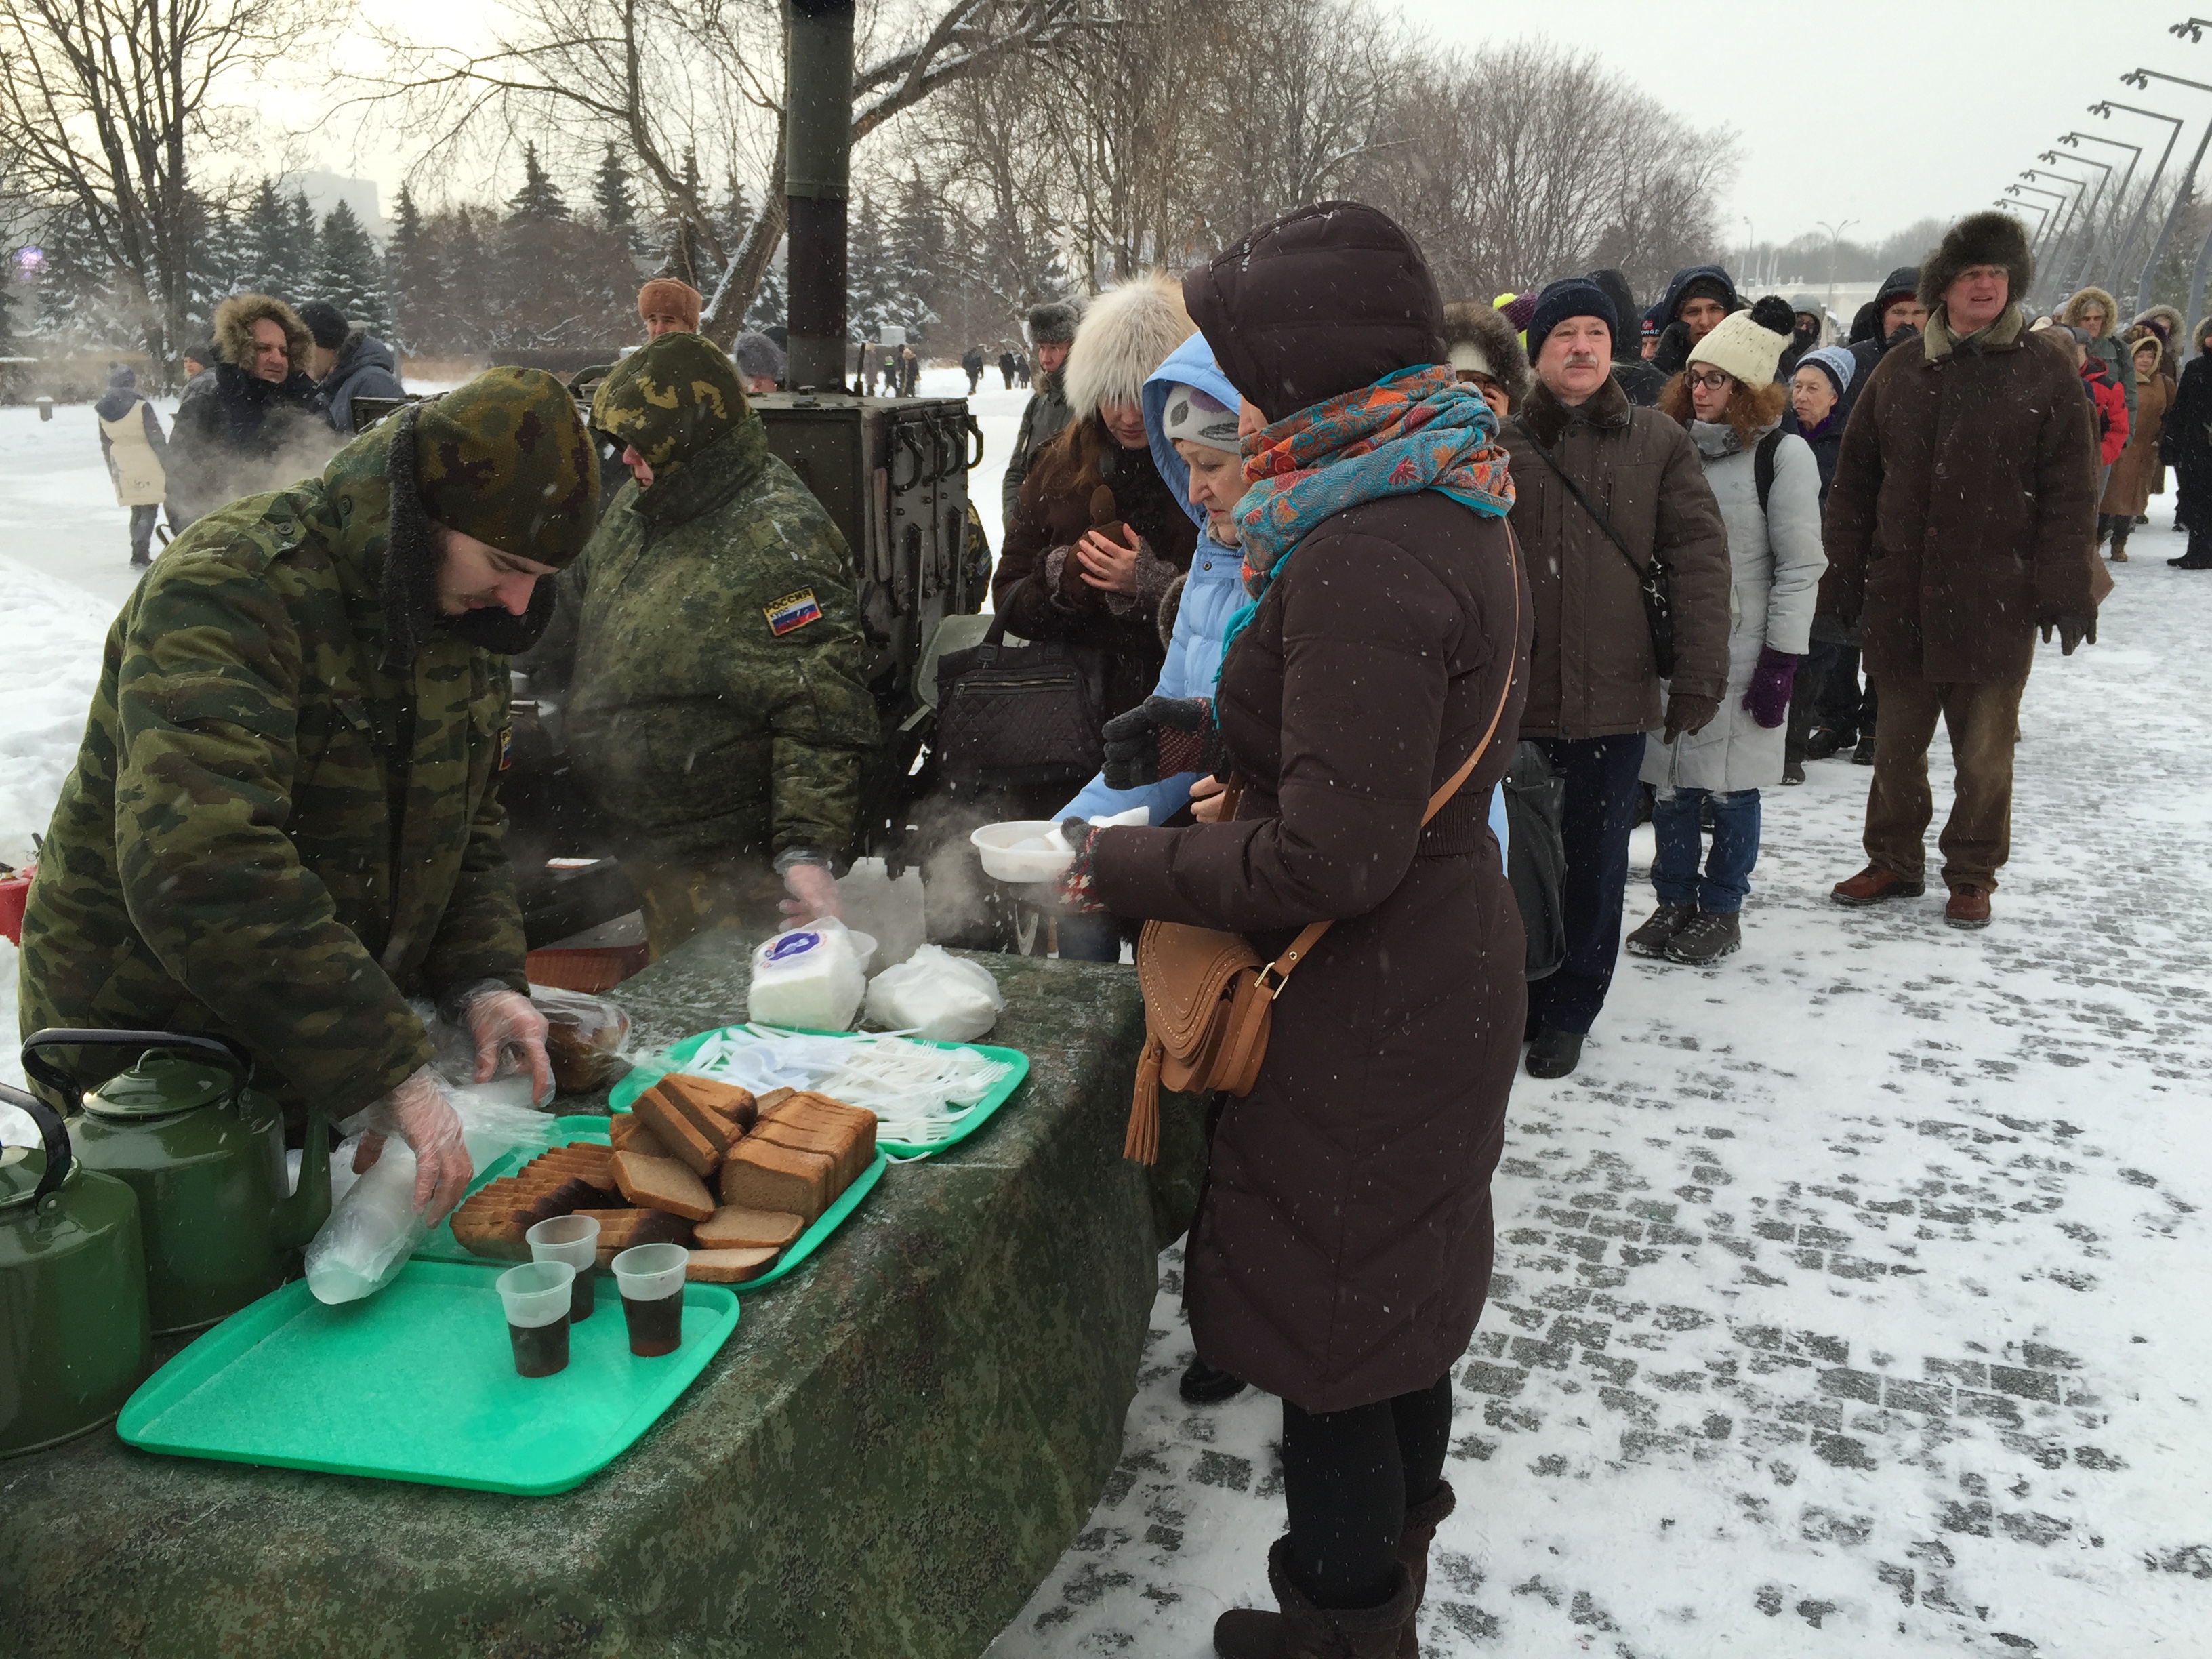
[1499,279,1732,1079]
[1822,211,2099,932]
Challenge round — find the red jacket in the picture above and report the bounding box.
[2082,359,2129,466]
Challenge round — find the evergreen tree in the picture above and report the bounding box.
[386,185,428,351]
[180,192,241,343]
[30,199,115,340]
[847,190,890,340]
[508,142,570,222]
[879,167,945,342]
[311,199,388,333]
[287,191,318,293]
[594,142,639,251]
[663,146,705,289]
[237,178,312,298]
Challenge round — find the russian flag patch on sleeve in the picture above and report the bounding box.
[764,588,823,635]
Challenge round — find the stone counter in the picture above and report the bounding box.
[0,936,1205,1659]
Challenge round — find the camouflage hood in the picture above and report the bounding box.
[591,333,750,478]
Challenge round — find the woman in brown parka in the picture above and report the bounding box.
[1057,203,1532,1659]
[2099,330,2169,561]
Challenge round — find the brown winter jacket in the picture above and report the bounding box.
[1093,201,1532,1412]
[1500,377,1731,738]
[1821,304,2100,684]
[2101,367,2169,520]
[991,413,1197,722]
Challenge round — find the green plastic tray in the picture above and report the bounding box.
[415,1123,889,1294]
[116,1259,738,1495]
[608,1026,1031,1158]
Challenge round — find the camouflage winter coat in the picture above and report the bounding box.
[531,415,878,865]
[18,419,528,1120]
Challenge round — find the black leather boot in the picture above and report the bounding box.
[1393,1481,1456,1658]
[1214,1538,1418,1659]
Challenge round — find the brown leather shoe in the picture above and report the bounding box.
[1945,886,1992,929]
[1830,865,1925,906]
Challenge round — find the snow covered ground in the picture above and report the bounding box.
[989,527,2212,1654]
[5,379,2209,1653]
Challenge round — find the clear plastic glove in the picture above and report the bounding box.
[459,986,553,1103]
[352,1065,473,1223]
[781,860,844,928]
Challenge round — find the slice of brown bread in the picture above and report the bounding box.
[657,1073,758,1133]
[578,1206,693,1266]
[608,1115,672,1160]
[611,1150,717,1221]
[694,1206,806,1250]
[685,1246,779,1283]
[754,1086,797,1113]
[763,1093,876,1186]
[748,1117,861,1191]
[642,1081,741,1156]
[718,1139,834,1221]
[631,1088,722,1176]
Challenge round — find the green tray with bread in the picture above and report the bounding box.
[607,1024,1031,1159]
[413,1112,886,1293]
[117,1258,739,1495]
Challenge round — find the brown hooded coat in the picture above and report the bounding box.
[1090,203,1532,1412]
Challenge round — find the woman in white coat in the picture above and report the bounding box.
[1628,311,1826,965]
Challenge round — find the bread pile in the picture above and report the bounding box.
[451,1075,876,1283]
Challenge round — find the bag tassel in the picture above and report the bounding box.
[1124,1033,1163,1166]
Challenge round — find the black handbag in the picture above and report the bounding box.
[932,615,1105,790]
[1502,739,1567,982]
[1513,418,1675,678]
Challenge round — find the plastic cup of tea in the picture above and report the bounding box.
[526,1214,602,1322]
[496,1260,576,1378]
[611,1242,689,1357]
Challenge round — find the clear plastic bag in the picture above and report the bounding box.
[529,983,633,1094]
[748,916,874,1031]
[863,945,1006,1042]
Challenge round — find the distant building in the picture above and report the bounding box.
[296,171,384,243]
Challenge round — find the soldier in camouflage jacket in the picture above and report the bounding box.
[525,333,878,956]
[19,368,600,1220]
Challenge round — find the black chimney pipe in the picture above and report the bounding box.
[785,0,855,392]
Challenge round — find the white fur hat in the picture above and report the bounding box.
[1063,272,1194,421]
[1687,310,1786,389]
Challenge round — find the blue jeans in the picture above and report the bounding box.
[1652,787,1761,914]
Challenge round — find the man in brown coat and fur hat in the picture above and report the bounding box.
[165,293,331,529]
[1823,210,2100,930]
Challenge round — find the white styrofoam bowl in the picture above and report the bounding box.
[970,820,1074,883]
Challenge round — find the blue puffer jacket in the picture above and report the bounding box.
[1060,332,1244,825]
[1061,333,1509,859]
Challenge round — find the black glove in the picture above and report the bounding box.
[1101,695,1225,790]
[1662,693,1721,743]
[2041,612,2097,656]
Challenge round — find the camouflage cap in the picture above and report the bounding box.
[591,333,750,478]
[414,365,600,568]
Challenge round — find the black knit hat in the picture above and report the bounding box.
[1526,278,1619,362]
[296,300,348,350]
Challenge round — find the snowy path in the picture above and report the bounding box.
[988,524,2212,1656]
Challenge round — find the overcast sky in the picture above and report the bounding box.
[312,0,2212,257]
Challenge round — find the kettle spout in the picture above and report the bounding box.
[276,1109,333,1248]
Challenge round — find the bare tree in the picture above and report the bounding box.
[351,0,1098,347]
[0,0,321,367]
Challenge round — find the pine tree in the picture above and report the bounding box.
[508,142,570,222]
[237,178,312,298]
[287,190,318,295]
[663,146,705,289]
[30,199,115,341]
[847,190,890,340]
[594,142,638,251]
[311,200,388,332]
[879,167,945,342]
[386,186,427,351]
[180,192,240,344]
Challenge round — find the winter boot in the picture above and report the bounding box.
[2109,529,2130,562]
[1803,726,1849,760]
[1213,1538,1418,1659]
[1664,909,1741,964]
[2173,546,2212,569]
[1525,1028,1584,1079]
[1782,758,1807,785]
[1181,1356,1248,1404]
[1393,1481,1456,1658]
[1944,886,1992,930]
[1831,865,1925,905]
[1851,733,1877,765]
[1624,903,1694,958]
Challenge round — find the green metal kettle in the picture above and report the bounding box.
[0,1079,153,1458]
[22,1029,331,1336]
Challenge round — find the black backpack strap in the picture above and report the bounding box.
[1754,427,1786,515]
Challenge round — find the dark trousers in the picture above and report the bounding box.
[1785,640,1844,766]
[1523,733,1645,1037]
[128,503,159,563]
[1864,673,2028,892]
[1811,646,1877,743]
[1282,1373,1453,1607]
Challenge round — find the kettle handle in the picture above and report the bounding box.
[20,1028,255,1111]
[0,1080,73,1202]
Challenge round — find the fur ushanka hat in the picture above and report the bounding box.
[1063,272,1193,420]
[1917,211,2034,310]
[1441,299,1531,409]
[1027,299,1080,346]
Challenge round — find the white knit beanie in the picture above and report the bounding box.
[1687,310,1786,388]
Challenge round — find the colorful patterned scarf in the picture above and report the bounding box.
[1217,364,1515,665]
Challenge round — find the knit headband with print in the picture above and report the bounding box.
[1160,382,1240,451]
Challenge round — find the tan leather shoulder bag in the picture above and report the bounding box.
[1122,529,1521,1164]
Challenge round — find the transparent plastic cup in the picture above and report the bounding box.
[527,1214,602,1322]
[496,1259,576,1377]
[611,1242,689,1357]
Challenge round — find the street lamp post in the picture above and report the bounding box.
[2037,152,2116,295]
[2089,100,2188,295]
[1816,218,1856,330]
[2060,129,2145,290]
[2118,68,2212,314]
[2021,171,2089,274]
